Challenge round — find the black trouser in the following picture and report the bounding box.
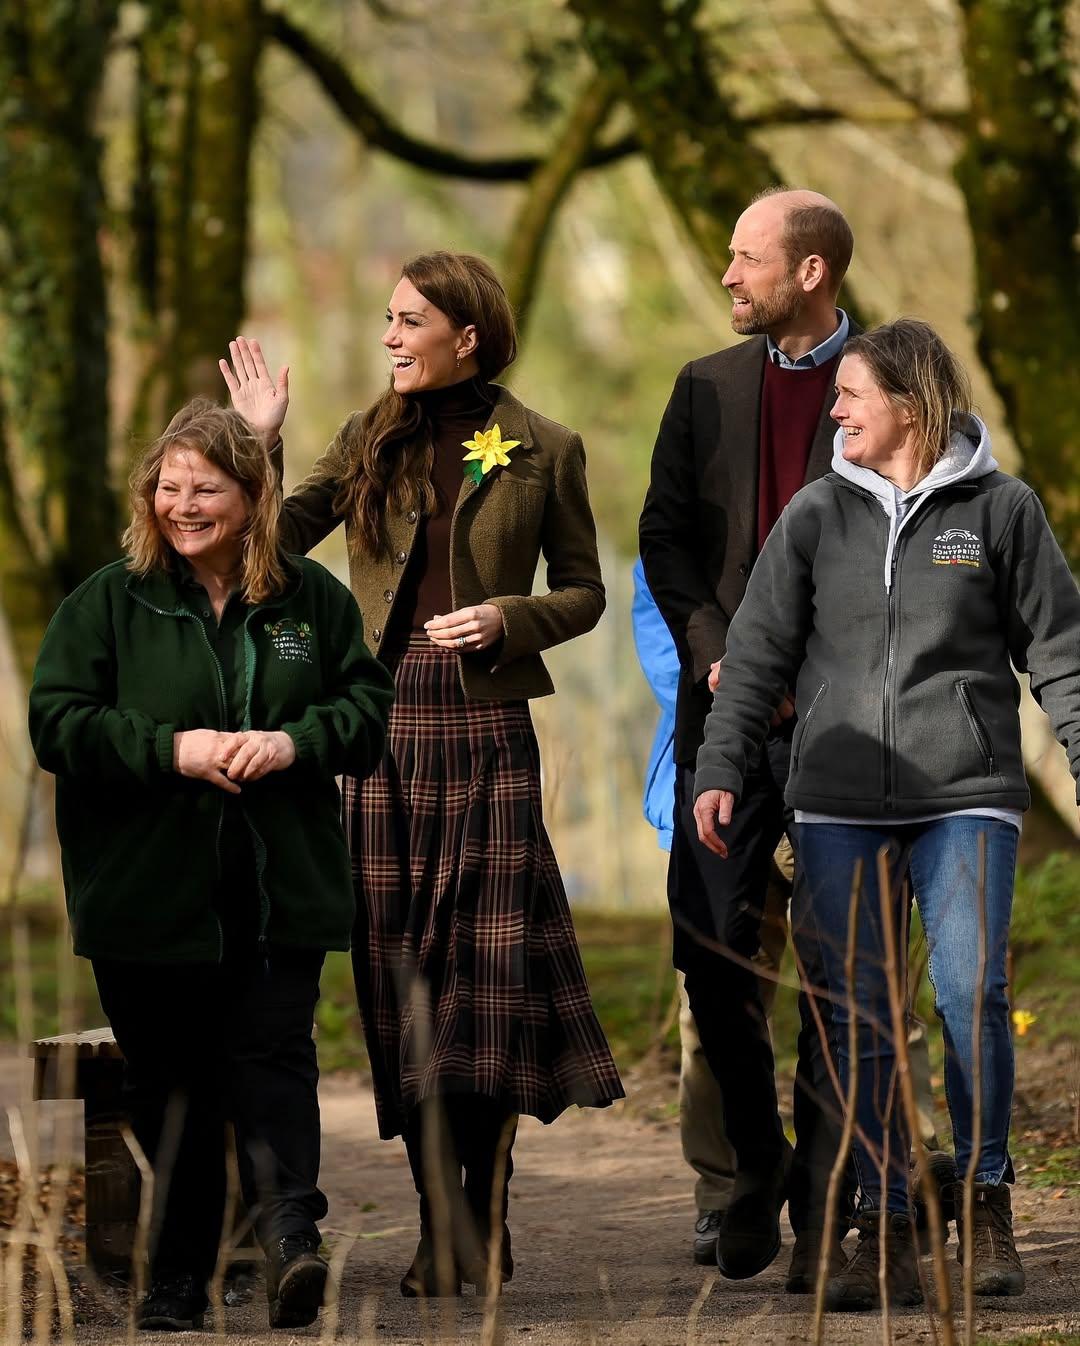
[403,1095,517,1270]
[92,942,327,1282]
[671,733,854,1235]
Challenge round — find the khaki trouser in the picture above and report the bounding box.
[678,837,940,1212]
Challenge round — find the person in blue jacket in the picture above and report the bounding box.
[632,559,788,1264]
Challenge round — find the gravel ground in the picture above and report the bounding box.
[2,1048,1078,1344]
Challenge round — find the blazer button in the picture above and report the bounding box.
[396,550,407,564]
[372,627,381,641]
[383,589,394,603]
[738,563,749,577]
[406,510,418,523]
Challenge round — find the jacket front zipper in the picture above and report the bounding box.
[882,535,907,808]
[130,592,230,957]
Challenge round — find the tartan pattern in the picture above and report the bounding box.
[345,634,624,1140]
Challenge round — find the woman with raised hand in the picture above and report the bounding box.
[692,319,1080,1312]
[29,400,394,1331]
[221,251,623,1298]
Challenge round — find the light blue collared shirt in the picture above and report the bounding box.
[766,309,849,370]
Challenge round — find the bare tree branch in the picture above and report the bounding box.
[503,72,619,335]
[266,9,637,182]
[809,0,929,113]
[744,101,964,129]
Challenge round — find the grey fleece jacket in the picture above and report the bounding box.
[695,415,1080,816]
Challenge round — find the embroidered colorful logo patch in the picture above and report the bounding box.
[931,528,981,568]
[264,619,313,663]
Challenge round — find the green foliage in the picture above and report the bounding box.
[1009,850,1080,1042]
[1011,1140,1080,1191]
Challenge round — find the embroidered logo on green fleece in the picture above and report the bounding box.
[265,619,314,664]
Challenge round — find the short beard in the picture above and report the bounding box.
[730,269,803,336]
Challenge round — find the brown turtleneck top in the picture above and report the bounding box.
[386,378,497,639]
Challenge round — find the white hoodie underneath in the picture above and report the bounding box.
[794,414,1021,833]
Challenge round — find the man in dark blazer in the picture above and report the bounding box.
[640,188,858,1289]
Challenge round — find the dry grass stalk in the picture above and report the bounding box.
[478,1112,516,1346]
[6,907,36,1346]
[121,1123,154,1345]
[684,1270,715,1346]
[811,856,863,1346]
[875,849,956,1346]
[5,1107,75,1342]
[318,1227,358,1344]
[961,833,988,1346]
[408,977,457,1337]
[208,1129,243,1337]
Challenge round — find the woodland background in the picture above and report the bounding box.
[1,0,1079,907]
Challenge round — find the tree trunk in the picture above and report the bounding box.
[503,73,619,339]
[954,0,1080,569]
[131,0,262,433]
[0,0,119,628]
[567,0,779,286]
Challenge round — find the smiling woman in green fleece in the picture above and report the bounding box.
[28,399,393,1334]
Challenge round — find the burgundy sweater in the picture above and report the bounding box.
[757,353,840,550]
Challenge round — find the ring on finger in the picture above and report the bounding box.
[456,635,466,649]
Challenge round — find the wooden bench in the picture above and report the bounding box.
[30,1028,139,1277]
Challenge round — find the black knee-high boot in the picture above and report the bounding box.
[451,1098,517,1287]
[400,1102,466,1297]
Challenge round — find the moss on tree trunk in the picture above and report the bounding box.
[955,0,1080,568]
[0,2,119,683]
[567,0,778,285]
[132,0,262,430]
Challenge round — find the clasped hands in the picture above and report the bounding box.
[424,604,504,652]
[173,728,296,794]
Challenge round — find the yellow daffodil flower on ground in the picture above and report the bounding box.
[1012,1009,1037,1037]
[462,424,521,483]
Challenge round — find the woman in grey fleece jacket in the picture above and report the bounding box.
[693,320,1080,1312]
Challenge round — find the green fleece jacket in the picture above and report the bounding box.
[29,556,394,962]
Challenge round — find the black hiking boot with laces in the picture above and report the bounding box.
[266,1231,329,1329]
[953,1181,1025,1296]
[825,1211,923,1312]
[136,1271,208,1331]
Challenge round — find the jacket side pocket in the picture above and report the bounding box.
[955,678,997,776]
[793,681,828,770]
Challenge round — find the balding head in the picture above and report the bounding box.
[743,188,853,295]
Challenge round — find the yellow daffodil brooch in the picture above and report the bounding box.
[462,424,521,484]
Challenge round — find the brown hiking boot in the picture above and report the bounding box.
[912,1149,959,1234]
[825,1212,923,1311]
[784,1232,848,1294]
[954,1181,1025,1296]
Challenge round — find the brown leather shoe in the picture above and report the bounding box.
[399,1231,462,1299]
[825,1212,923,1311]
[954,1182,1025,1296]
[784,1232,848,1294]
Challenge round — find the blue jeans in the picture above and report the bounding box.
[796,817,1017,1213]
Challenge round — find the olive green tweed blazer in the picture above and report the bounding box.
[276,384,605,700]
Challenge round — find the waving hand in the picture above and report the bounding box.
[219,336,289,442]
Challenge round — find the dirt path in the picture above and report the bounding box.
[2,1049,1078,1344]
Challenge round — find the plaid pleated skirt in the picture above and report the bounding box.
[345,634,624,1140]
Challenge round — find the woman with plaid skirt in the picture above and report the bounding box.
[222,251,624,1296]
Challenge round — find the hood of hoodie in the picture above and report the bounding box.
[829,412,998,589]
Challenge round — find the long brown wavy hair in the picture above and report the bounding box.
[336,251,519,557]
[124,398,289,603]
